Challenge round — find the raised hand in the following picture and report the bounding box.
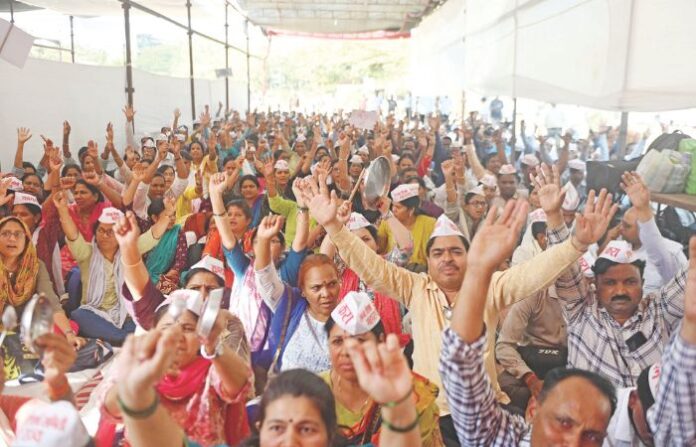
[131,163,146,184]
[0,178,14,207]
[256,214,285,241]
[336,199,352,225]
[345,334,412,405]
[114,211,141,248]
[208,172,228,198]
[82,170,100,186]
[123,105,136,123]
[106,122,114,143]
[17,127,32,145]
[116,328,181,405]
[59,177,75,191]
[34,333,77,384]
[173,108,181,120]
[299,173,339,228]
[87,140,99,159]
[532,163,565,214]
[620,171,650,210]
[291,178,306,208]
[52,190,68,210]
[63,121,71,136]
[573,189,618,249]
[468,199,529,271]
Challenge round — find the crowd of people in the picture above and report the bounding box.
[0,104,693,447]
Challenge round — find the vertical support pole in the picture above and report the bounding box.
[9,0,14,24]
[512,97,518,150]
[617,111,629,158]
[69,15,75,63]
[186,0,196,120]
[122,0,134,108]
[225,3,230,113]
[245,19,251,113]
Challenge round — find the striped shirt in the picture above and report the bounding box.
[548,224,686,387]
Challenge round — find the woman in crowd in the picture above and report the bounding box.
[55,191,168,345]
[21,172,44,202]
[113,326,422,447]
[253,196,338,373]
[142,198,188,294]
[99,292,253,447]
[321,292,441,446]
[380,183,435,271]
[210,173,308,354]
[0,215,83,352]
[239,174,270,229]
[460,185,488,241]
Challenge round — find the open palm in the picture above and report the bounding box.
[468,199,529,271]
[301,174,339,227]
[346,334,413,404]
[532,164,564,214]
[574,189,618,246]
[620,172,650,209]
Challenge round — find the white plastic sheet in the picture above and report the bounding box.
[0,57,248,170]
[412,0,696,112]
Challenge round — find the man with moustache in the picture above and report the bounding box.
[536,166,688,389]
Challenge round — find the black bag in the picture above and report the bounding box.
[655,206,693,250]
[2,332,40,381]
[518,345,568,379]
[586,159,641,195]
[18,338,115,384]
[647,130,691,152]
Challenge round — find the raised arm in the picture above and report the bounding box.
[209,172,236,250]
[114,211,149,300]
[53,191,79,242]
[84,171,123,209]
[291,178,309,252]
[254,215,285,272]
[62,121,72,160]
[441,200,530,446]
[15,127,32,170]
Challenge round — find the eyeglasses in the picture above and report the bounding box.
[96,228,114,237]
[0,230,24,240]
[469,201,487,207]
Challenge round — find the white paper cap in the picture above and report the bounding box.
[98,207,124,225]
[429,214,464,240]
[331,291,380,336]
[155,289,204,316]
[578,251,596,278]
[499,164,517,175]
[357,145,369,155]
[598,240,644,264]
[7,177,23,191]
[143,139,156,148]
[13,192,41,209]
[521,154,540,167]
[155,133,168,142]
[349,154,364,165]
[562,182,580,211]
[529,208,547,223]
[295,134,307,143]
[346,212,372,231]
[390,183,419,203]
[480,174,498,189]
[189,256,225,280]
[13,400,91,447]
[468,185,485,197]
[568,159,586,172]
[274,160,290,171]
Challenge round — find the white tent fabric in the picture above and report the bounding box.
[0,57,247,170]
[412,0,696,112]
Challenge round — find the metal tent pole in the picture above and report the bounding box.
[69,15,75,63]
[122,0,134,108]
[186,0,196,120]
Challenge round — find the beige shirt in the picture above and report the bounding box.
[496,288,568,380]
[330,226,583,415]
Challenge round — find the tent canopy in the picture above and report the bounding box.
[412,0,696,112]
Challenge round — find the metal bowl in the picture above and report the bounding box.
[362,156,391,210]
[20,294,53,354]
[196,288,224,339]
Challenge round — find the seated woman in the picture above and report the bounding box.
[98,290,253,447]
[239,175,270,229]
[321,203,412,347]
[111,324,422,447]
[55,192,168,345]
[322,292,442,447]
[380,183,436,272]
[254,221,339,373]
[209,173,308,353]
[0,216,83,355]
[12,192,64,296]
[141,199,188,294]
